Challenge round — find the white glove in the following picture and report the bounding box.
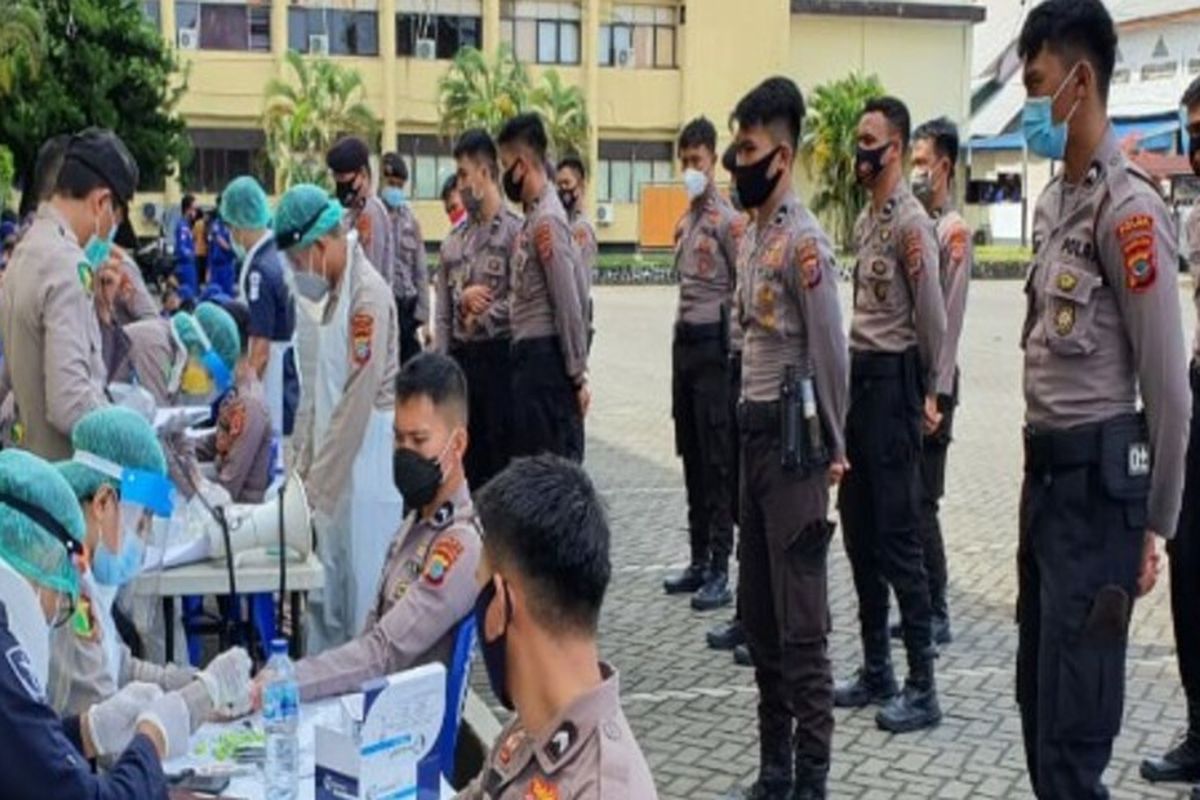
[197,646,253,717]
[136,691,192,760]
[87,682,164,757]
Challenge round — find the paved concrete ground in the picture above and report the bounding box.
[471,281,1195,800]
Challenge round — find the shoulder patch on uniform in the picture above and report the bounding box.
[902,228,924,280]
[422,536,465,586]
[525,776,559,800]
[544,721,577,763]
[224,397,247,439]
[351,312,374,366]
[6,646,44,702]
[572,226,589,250]
[795,237,821,289]
[534,220,555,264]
[248,270,262,302]
[947,225,969,268]
[1116,213,1156,293]
[431,501,453,529]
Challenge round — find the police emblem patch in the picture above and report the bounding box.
[762,235,787,269]
[1056,271,1078,293]
[796,238,821,289]
[351,312,374,366]
[1116,214,1156,293]
[872,281,889,303]
[947,225,969,267]
[534,221,555,264]
[902,229,924,279]
[755,282,777,330]
[77,262,94,295]
[1054,303,1075,336]
[525,776,558,800]
[422,536,465,586]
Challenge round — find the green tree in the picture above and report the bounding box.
[0,0,189,214]
[436,46,530,142]
[801,73,886,250]
[0,146,15,212]
[0,1,46,98]
[531,69,589,162]
[262,49,379,190]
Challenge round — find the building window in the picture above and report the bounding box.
[184,129,274,194]
[143,0,161,30]
[599,5,676,69]
[1141,61,1178,81]
[596,140,672,202]
[396,134,456,200]
[288,1,379,56]
[175,2,271,52]
[500,1,580,65]
[397,0,481,59]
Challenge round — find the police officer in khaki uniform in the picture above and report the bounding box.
[435,130,522,490]
[721,77,848,800]
[461,455,657,800]
[555,156,597,347]
[1141,76,1200,792]
[327,136,393,281]
[381,153,429,365]
[0,129,138,460]
[662,117,745,614]
[1015,3,1189,796]
[497,114,590,462]
[887,117,972,647]
[110,318,184,405]
[255,354,482,702]
[834,96,947,735]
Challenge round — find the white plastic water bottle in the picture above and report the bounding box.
[263,638,299,800]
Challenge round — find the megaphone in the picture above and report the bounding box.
[206,472,312,565]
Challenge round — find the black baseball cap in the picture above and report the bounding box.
[326,136,370,174]
[62,128,139,204]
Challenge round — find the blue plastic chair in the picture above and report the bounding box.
[436,613,478,781]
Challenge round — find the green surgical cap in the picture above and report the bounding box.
[219,175,272,230]
[172,311,207,357]
[195,301,241,373]
[57,407,167,502]
[273,183,342,251]
[0,449,86,598]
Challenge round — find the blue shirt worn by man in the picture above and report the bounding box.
[206,217,237,296]
[245,237,299,435]
[174,216,198,295]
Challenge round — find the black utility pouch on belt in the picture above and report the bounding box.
[780,362,830,474]
[1099,413,1151,529]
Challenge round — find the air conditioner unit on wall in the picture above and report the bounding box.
[414,38,436,60]
[177,27,199,50]
[596,203,615,226]
[309,33,330,55]
[615,46,634,68]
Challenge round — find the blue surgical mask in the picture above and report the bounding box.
[683,169,708,202]
[1022,64,1081,161]
[92,509,146,587]
[381,187,406,209]
[83,227,117,270]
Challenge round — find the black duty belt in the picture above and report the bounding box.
[850,349,912,378]
[674,321,724,344]
[512,336,562,359]
[738,400,780,434]
[1024,418,1121,473]
[454,337,512,362]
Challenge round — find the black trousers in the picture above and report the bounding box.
[451,337,514,490]
[738,404,833,780]
[1016,414,1148,800]
[838,349,932,671]
[1169,366,1200,729]
[672,325,736,567]
[396,294,422,365]
[510,336,583,463]
[918,394,956,620]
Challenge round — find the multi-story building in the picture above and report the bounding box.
[148,0,983,246]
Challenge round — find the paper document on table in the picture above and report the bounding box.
[143,535,211,570]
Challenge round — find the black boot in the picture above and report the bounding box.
[724,729,793,799]
[734,643,753,667]
[693,562,733,610]
[707,618,745,650]
[834,631,897,708]
[790,760,828,800]
[1141,733,1200,783]
[664,562,706,595]
[876,662,942,733]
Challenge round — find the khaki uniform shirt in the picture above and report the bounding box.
[737,191,850,461]
[435,209,522,350]
[1186,206,1200,360]
[850,184,946,392]
[0,204,108,459]
[675,184,744,327]
[300,244,400,517]
[932,208,972,398]
[213,374,273,503]
[112,317,182,407]
[389,204,430,323]
[351,196,394,286]
[569,212,598,337]
[456,664,658,800]
[510,184,589,383]
[295,482,481,701]
[1022,127,1189,538]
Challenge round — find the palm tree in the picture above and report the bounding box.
[801,73,886,251]
[436,45,531,142]
[0,1,46,98]
[531,69,588,162]
[262,49,379,190]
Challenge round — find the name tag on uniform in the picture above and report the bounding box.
[1127,442,1150,477]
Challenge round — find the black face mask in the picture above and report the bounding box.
[474,578,513,710]
[335,177,359,209]
[731,146,783,210]
[855,142,891,187]
[558,189,578,214]
[392,447,443,511]
[502,162,524,204]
